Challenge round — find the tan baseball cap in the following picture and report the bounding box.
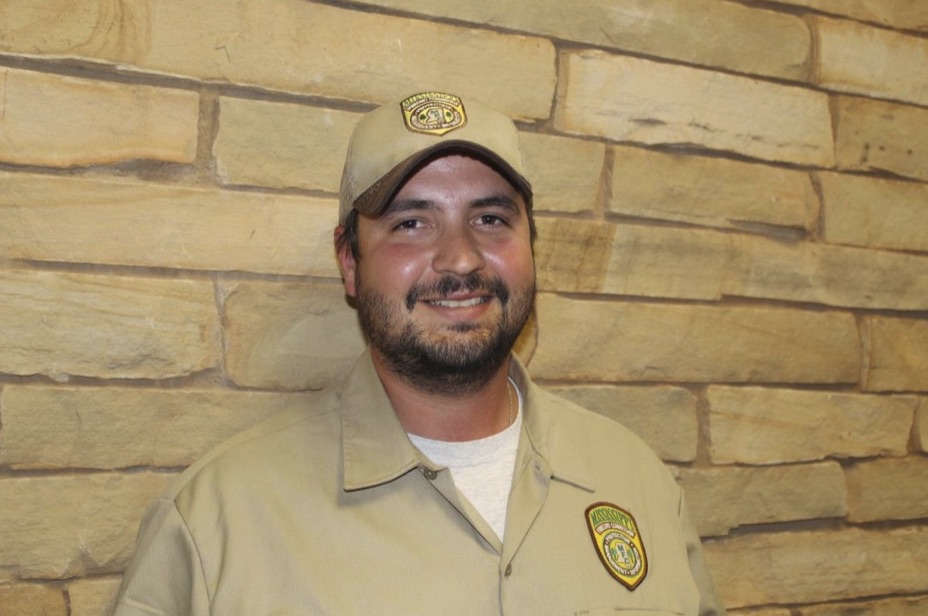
[338,91,532,225]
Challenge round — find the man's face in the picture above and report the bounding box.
[336,154,536,395]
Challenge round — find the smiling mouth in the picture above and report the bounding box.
[426,297,490,309]
[406,274,509,312]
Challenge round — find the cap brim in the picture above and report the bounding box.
[351,140,533,219]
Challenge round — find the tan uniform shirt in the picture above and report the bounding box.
[115,351,725,615]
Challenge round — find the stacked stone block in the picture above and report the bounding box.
[1,1,926,613]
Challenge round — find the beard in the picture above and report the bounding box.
[354,269,535,396]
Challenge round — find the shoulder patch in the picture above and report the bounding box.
[584,502,648,590]
[400,91,466,136]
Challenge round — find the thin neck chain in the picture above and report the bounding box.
[506,379,515,426]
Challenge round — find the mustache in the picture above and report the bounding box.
[405,273,510,312]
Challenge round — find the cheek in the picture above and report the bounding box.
[364,243,432,287]
[487,243,534,284]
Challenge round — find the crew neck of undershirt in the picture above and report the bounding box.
[407,378,523,457]
[407,379,523,541]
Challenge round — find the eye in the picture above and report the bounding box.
[394,218,423,231]
[475,213,507,227]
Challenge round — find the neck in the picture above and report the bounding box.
[371,350,514,442]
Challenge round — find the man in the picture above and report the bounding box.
[114,91,724,615]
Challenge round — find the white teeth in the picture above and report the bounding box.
[429,297,486,308]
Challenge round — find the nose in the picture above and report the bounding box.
[432,224,485,276]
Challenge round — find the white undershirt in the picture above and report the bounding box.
[407,380,523,542]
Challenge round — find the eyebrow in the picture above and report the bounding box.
[471,194,521,213]
[383,194,521,216]
[382,198,434,216]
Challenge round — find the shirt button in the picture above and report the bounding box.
[422,468,438,480]
[504,564,513,577]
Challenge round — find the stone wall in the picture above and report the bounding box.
[1,1,927,613]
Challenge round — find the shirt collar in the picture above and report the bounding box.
[340,350,425,491]
[340,349,595,493]
[510,354,595,493]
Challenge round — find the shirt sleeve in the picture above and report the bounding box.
[679,493,727,616]
[113,498,211,616]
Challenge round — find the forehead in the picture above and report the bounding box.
[388,154,524,205]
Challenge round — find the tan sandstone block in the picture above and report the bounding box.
[0,0,152,61]
[214,97,358,193]
[545,385,698,462]
[917,399,928,453]
[0,385,314,470]
[729,609,791,616]
[0,1,554,120]
[610,147,817,232]
[0,173,338,277]
[846,457,928,522]
[708,386,914,464]
[820,171,928,253]
[0,583,66,615]
[530,295,859,384]
[676,462,847,537]
[0,172,339,277]
[800,596,928,616]
[601,225,732,301]
[67,577,122,616]
[705,527,928,607]
[556,50,833,167]
[771,0,928,32]
[0,270,218,380]
[222,281,364,391]
[347,0,810,81]
[0,68,197,168]
[867,316,928,392]
[816,17,928,107]
[726,235,928,311]
[0,473,169,579]
[520,133,605,214]
[595,224,928,311]
[534,219,615,294]
[835,96,928,182]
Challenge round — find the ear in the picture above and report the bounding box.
[334,226,358,298]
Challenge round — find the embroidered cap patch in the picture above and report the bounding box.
[401,91,467,136]
[585,502,648,590]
